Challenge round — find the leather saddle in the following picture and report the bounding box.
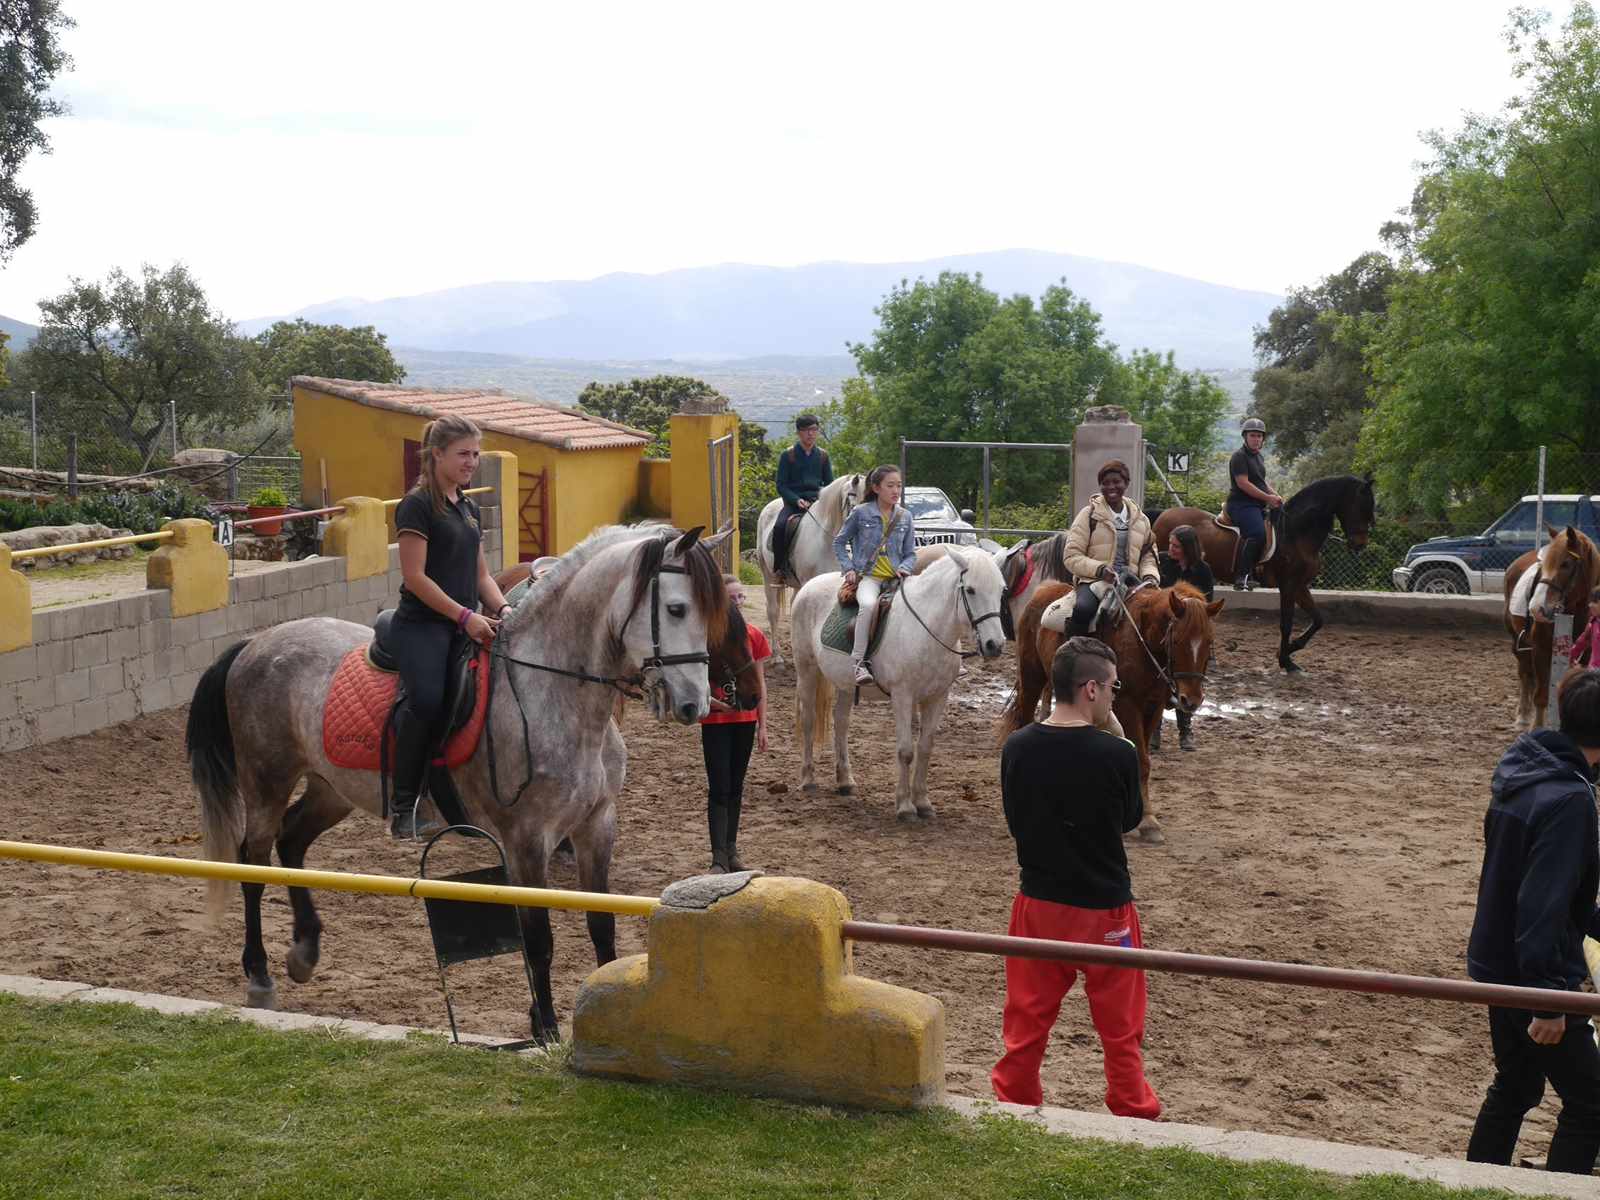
[820,579,900,659]
[1214,505,1278,570]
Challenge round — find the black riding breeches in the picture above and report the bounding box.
[1069,583,1099,633]
[387,612,465,736]
[772,503,804,566]
[701,722,757,849]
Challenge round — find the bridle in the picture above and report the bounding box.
[899,561,1004,660]
[1114,579,1208,705]
[486,549,711,807]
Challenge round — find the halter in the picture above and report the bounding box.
[899,561,1004,659]
[1115,579,1208,705]
[486,548,711,807]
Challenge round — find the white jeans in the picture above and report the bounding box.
[851,575,883,664]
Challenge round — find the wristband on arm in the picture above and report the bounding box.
[457,606,472,629]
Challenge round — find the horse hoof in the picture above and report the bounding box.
[837,785,854,796]
[245,981,277,1010]
[896,810,917,823]
[1138,826,1166,845]
[802,783,820,796]
[915,806,935,820]
[286,943,318,984]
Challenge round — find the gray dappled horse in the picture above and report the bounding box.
[186,524,728,1043]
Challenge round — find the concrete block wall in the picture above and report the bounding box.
[0,516,500,753]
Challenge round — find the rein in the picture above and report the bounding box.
[899,562,1003,660]
[1115,581,1206,704]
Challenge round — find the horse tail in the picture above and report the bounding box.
[996,609,1049,746]
[187,639,250,924]
[797,662,833,750]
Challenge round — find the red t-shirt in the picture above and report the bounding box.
[701,624,771,725]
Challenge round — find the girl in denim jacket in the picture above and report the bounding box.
[832,464,918,686]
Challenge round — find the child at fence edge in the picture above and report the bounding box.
[700,574,770,873]
[832,464,917,688]
[1152,524,1215,753]
[1465,668,1600,1176]
[1569,587,1600,667]
[991,637,1162,1119]
[387,414,513,839]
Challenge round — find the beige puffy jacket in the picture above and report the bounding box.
[1062,494,1160,587]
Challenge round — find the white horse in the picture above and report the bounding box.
[755,472,865,658]
[791,548,1007,820]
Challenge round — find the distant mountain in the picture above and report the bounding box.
[0,314,36,347]
[245,250,1282,370]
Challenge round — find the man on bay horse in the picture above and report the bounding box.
[770,413,833,579]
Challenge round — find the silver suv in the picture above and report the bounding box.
[904,485,979,546]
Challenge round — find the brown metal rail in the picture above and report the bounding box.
[841,920,1600,1018]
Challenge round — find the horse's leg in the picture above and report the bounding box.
[506,843,560,1043]
[892,690,919,821]
[911,691,949,819]
[1119,698,1163,845]
[1277,580,1302,672]
[1287,583,1324,656]
[570,801,618,967]
[1533,631,1552,730]
[798,659,819,795]
[275,777,352,984]
[833,687,855,795]
[237,767,294,1009]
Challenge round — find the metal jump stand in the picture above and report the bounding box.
[417,826,540,1051]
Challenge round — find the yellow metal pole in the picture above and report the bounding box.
[0,840,660,917]
[10,529,176,562]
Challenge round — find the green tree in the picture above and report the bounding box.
[576,374,725,457]
[1104,349,1231,463]
[1360,3,1600,512]
[251,319,405,392]
[18,263,262,462]
[0,1,73,262]
[1250,252,1395,480]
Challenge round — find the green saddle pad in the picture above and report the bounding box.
[820,592,895,658]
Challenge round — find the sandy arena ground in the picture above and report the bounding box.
[0,600,1561,1161]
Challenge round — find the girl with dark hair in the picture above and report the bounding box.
[832,464,917,686]
[1153,523,1215,752]
[388,413,514,838]
[700,574,771,872]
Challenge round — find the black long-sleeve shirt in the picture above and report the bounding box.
[1000,724,1143,909]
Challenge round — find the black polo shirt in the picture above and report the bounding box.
[395,490,482,623]
[1227,446,1267,506]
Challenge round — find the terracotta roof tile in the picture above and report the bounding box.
[291,376,650,451]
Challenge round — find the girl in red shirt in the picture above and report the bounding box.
[701,575,770,872]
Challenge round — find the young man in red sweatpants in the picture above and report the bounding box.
[991,636,1161,1119]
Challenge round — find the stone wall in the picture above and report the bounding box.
[0,516,501,753]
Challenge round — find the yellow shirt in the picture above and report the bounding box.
[870,554,896,580]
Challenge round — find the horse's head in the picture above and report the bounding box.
[707,602,760,715]
[840,473,864,521]
[614,526,730,724]
[1531,526,1599,624]
[1337,474,1377,550]
[953,548,1007,660]
[1163,584,1225,716]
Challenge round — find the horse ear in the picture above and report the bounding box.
[674,526,705,555]
[1206,599,1225,617]
[1547,524,1561,541]
[700,524,733,554]
[1168,588,1185,617]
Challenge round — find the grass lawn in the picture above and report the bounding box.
[0,995,1537,1200]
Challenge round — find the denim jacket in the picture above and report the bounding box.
[833,503,917,576]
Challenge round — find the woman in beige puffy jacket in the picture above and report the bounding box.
[1060,460,1160,638]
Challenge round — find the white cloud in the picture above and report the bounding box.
[0,0,1561,322]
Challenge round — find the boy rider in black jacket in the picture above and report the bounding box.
[1466,668,1600,1175]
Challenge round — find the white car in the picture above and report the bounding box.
[903,485,979,546]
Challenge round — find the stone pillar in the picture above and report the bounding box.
[1072,406,1146,517]
[0,545,30,653]
[471,450,519,570]
[572,874,944,1110]
[322,497,389,581]
[146,519,229,617]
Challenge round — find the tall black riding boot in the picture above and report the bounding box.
[1237,538,1261,590]
[388,706,436,840]
[707,800,730,873]
[725,791,747,872]
[1177,707,1196,752]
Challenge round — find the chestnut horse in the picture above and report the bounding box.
[997,579,1223,844]
[1504,525,1600,730]
[1153,474,1375,672]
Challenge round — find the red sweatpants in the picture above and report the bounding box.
[990,893,1161,1119]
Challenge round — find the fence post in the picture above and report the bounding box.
[227,456,240,502]
[29,391,36,471]
[981,446,991,531]
[1547,611,1574,728]
[66,434,78,499]
[1535,445,1547,554]
[899,436,907,485]
[170,400,179,457]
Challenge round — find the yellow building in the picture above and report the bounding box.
[291,377,651,558]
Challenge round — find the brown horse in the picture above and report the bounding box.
[997,579,1223,844]
[1504,525,1600,730]
[1153,474,1375,672]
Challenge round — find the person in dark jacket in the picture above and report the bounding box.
[1152,524,1215,753]
[1227,418,1283,590]
[991,637,1161,1119]
[770,413,833,577]
[1466,668,1600,1175]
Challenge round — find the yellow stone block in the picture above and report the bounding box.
[146,519,228,617]
[572,875,945,1110]
[322,496,388,581]
[475,451,519,572]
[0,545,30,652]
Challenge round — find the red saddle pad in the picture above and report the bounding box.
[322,645,490,772]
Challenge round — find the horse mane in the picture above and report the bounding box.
[811,473,859,528]
[709,601,750,673]
[1032,532,1071,583]
[615,532,730,654]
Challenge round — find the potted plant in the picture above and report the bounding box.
[246,485,290,536]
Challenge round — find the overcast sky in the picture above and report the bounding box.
[0,0,1565,324]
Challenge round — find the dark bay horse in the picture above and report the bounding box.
[187,524,728,1043]
[998,579,1223,844]
[1504,525,1600,730]
[1153,474,1375,672]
